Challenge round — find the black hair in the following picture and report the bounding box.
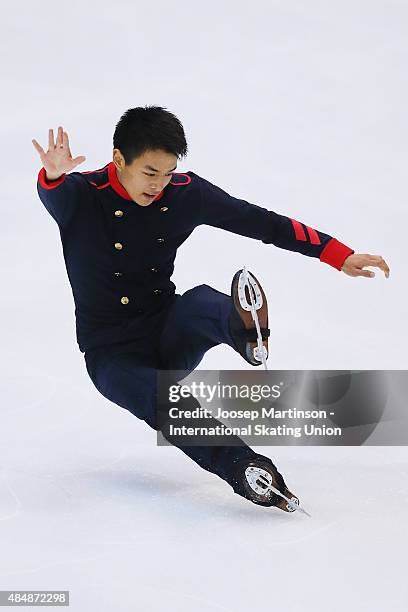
[113,105,188,165]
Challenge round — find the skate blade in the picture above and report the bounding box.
[245,466,310,516]
[234,268,269,365]
[274,488,311,517]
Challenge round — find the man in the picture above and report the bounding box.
[32,106,390,513]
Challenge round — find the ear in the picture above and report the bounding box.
[112,148,125,170]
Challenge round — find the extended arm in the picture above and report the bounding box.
[197,173,390,278]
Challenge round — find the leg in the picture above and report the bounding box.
[84,346,259,484]
[84,288,299,511]
[158,283,237,371]
[155,283,299,511]
[158,276,270,372]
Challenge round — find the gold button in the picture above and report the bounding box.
[160,206,168,212]
[121,296,129,305]
[114,210,124,217]
[114,242,123,250]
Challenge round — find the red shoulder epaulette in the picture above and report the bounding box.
[169,172,191,186]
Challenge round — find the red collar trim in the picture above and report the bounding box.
[108,162,133,200]
[107,162,164,202]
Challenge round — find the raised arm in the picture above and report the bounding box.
[32,126,87,227]
[32,126,86,180]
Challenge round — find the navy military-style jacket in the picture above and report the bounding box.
[36,162,354,354]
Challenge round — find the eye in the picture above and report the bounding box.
[143,172,174,177]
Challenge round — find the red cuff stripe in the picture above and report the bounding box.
[290,219,307,241]
[320,238,354,271]
[38,167,66,189]
[305,225,321,245]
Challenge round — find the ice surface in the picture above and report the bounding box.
[1,0,407,609]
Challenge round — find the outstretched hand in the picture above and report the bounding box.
[341,253,390,278]
[32,126,86,179]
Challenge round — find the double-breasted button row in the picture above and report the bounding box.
[112,206,168,304]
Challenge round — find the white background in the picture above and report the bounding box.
[1,1,407,610]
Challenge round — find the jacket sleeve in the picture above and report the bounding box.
[36,167,88,228]
[196,172,354,271]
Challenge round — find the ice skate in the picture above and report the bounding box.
[229,267,270,368]
[231,458,307,514]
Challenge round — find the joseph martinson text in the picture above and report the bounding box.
[167,406,342,439]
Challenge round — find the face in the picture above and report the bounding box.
[113,148,178,206]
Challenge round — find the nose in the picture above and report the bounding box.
[150,179,170,193]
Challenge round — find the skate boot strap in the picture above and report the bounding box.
[234,327,270,342]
